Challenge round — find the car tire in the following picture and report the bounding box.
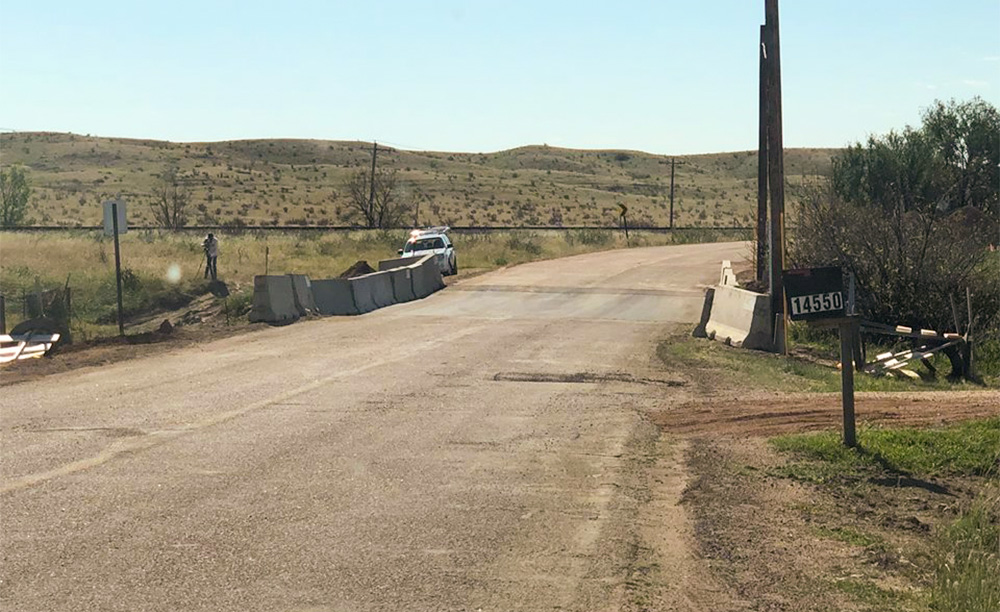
[450,257,458,276]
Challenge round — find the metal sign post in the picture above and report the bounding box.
[103,199,127,336]
[783,266,857,447]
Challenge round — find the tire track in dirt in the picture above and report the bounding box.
[651,391,1000,437]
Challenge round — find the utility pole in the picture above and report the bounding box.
[764,0,787,352]
[111,201,125,337]
[668,158,685,229]
[669,158,676,229]
[757,23,769,283]
[368,141,378,225]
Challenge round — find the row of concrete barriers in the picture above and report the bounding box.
[249,254,445,324]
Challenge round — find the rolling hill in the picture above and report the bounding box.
[0,132,835,228]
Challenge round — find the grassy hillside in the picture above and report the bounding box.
[0,132,834,228]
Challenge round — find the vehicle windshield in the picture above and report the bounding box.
[404,237,444,252]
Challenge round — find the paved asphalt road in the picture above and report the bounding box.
[1,242,744,612]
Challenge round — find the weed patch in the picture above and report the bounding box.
[770,420,1000,612]
[930,491,1000,612]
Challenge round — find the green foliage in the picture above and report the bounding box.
[930,493,1000,612]
[771,418,1000,479]
[814,526,886,549]
[831,98,999,216]
[773,420,1000,611]
[831,579,908,609]
[922,98,1000,216]
[226,289,254,318]
[0,165,32,227]
[791,98,1000,335]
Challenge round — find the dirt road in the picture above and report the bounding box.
[1,243,744,612]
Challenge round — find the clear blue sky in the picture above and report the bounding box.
[1,1,997,154]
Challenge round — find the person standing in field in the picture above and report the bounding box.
[202,233,219,280]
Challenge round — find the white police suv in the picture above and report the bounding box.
[398,226,458,276]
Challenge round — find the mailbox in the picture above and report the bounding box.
[782,266,845,322]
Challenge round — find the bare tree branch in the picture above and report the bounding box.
[343,168,410,228]
[150,166,190,229]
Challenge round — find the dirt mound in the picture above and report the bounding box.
[338,260,376,278]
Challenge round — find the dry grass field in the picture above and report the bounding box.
[0,132,834,228]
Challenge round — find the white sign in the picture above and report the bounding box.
[103,199,127,236]
[789,291,843,317]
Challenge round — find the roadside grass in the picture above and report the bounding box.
[0,228,746,341]
[771,420,1000,612]
[656,330,981,393]
[770,418,1000,481]
[830,578,914,610]
[930,491,1000,612]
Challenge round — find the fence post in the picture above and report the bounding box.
[0,295,5,334]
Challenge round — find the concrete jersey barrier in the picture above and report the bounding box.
[704,284,772,350]
[287,274,316,315]
[311,278,358,316]
[378,256,421,272]
[410,255,444,299]
[389,267,417,303]
[249,275,300,324]
[350,271,395,313]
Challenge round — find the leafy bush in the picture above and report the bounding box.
[790,98,999,336]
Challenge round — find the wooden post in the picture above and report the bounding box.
[756,24,769,283]
[765,0,786,351]
[840,319,857,447]
[112,201,125,337]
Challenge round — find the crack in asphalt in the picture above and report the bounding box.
[493,371,686,386]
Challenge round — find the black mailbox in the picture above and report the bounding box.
[782,266,845,322]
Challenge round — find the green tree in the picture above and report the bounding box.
[0,165,32,228]
[791,99,999,334]
[830,97,999,216]
[921,97,1000,215]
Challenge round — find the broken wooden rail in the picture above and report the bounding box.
[858,321,973,380]
[0,333,62,364]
